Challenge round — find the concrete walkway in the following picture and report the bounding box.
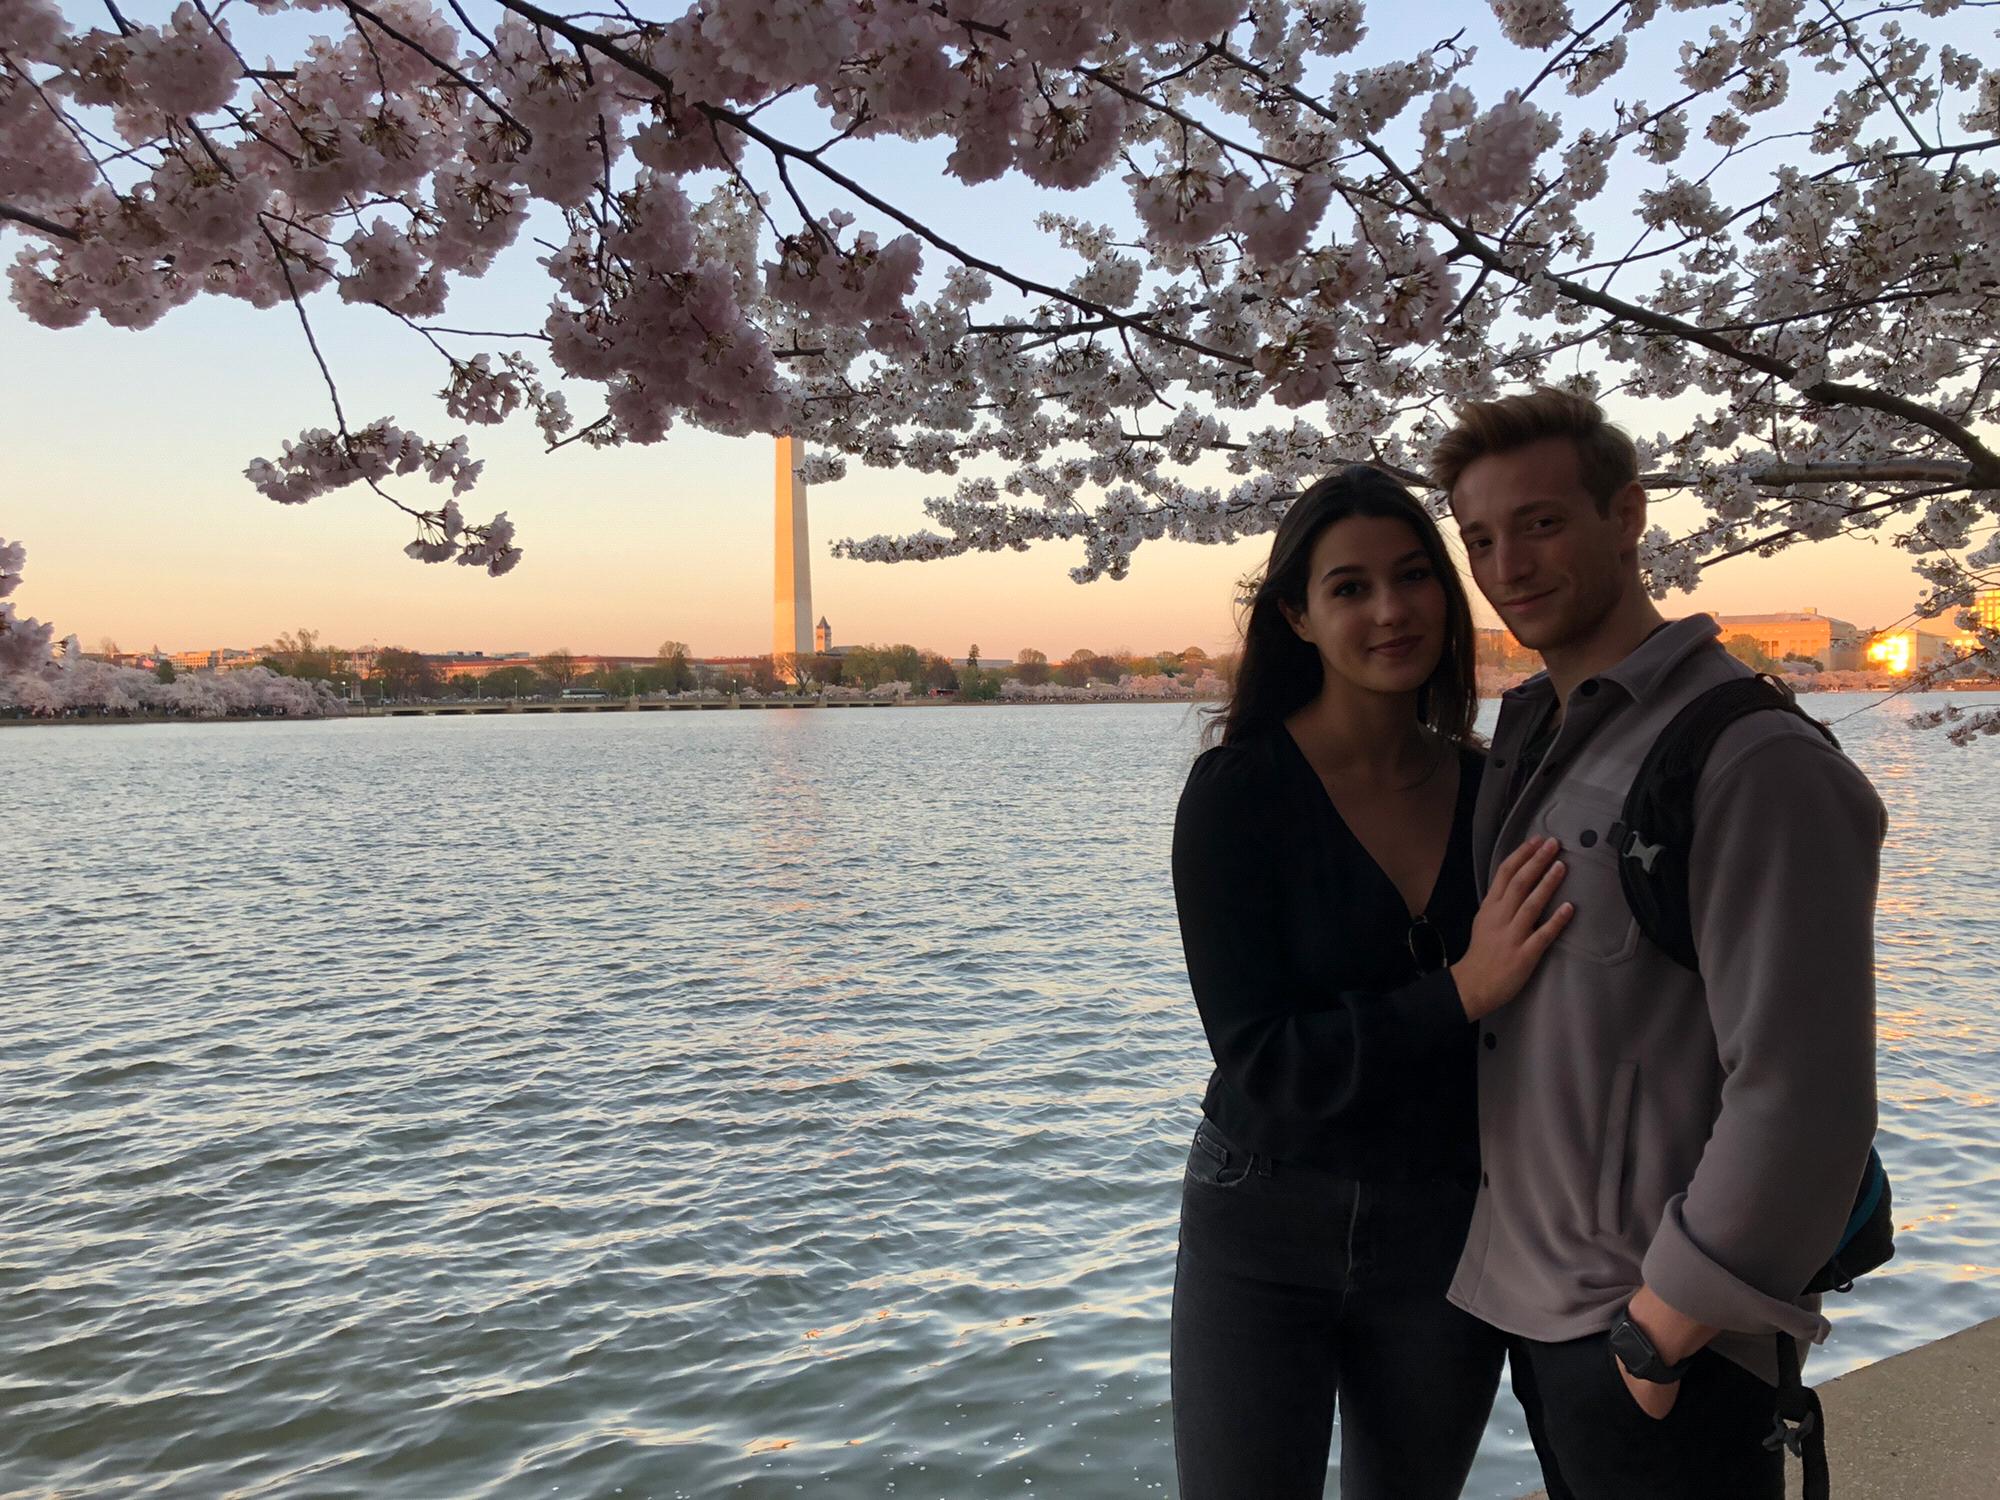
[1520,1316,2000,1499]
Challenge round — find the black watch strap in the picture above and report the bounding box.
[1609,1311,1696,1383]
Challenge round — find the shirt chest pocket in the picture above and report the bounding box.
[1534,788,1640,966]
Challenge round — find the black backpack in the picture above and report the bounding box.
[1613,672,1893,1500]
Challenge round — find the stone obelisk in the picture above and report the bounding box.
[774,434,814,660]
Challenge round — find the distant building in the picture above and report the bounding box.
[1475,627,1538,672]
[426,653,652,680]
[1713,609,1863,670]
[165,647,262,673]
[815,616,833,654]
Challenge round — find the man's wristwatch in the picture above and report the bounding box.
[1608,1308,1696,1384]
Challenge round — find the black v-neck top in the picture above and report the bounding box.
[1170,728,1484,1181]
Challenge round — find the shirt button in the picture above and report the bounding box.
[1482,1171,1490,1188]
[1580,680,1600,696]
[1494,756,1508,769]
[1483,1032,1497,1050]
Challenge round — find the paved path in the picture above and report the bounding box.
[1518,1316,2000,1499]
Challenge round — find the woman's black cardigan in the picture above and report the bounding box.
[1170,728,1484,1183]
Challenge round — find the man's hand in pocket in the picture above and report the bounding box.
[1615,1354,1681,1421]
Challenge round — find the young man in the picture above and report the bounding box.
[1434,389,1885,1499]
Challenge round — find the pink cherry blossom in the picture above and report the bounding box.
[0,0,1991,683]
[0,538,25,600]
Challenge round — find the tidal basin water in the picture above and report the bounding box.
[5,696,1998,1499]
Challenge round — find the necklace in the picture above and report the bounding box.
[1306,731,1451,797]
[1386,734,1451,793]
[1346,732,1449,794]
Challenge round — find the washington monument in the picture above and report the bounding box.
[774,434,813,660]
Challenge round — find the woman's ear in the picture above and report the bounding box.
[1278,599,1314,644]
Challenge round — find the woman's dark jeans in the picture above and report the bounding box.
[1171,1118,1505,1499]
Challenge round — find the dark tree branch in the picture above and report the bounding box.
[1692,483,1967,570]
[487,0,1257,369]
[1818,0,1931,152]
[546,412,614,451]
[0,204,81,241]
[341,0,527,137]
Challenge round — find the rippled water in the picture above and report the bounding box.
[4,695,1996,1499]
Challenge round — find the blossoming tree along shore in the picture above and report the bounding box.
[3,1,1998,724]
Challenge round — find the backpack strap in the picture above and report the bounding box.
[1615,673,1837,972]
[1765,1333,1831,1500]
[1621,671,1855,1500]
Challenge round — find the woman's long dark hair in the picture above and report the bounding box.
[1206,465,1478,748]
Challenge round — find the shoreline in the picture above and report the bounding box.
[9,679,1990,729]
[0,695,1222,727]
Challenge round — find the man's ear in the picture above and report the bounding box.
[1610,478,1648,546]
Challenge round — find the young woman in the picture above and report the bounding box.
[1170,465,1573,1499]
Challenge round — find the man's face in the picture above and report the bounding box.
[1449,436,1642,654]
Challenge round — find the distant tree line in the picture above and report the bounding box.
[249,627,1232,703]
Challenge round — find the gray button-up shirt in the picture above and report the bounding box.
[1447,615,1886,1382]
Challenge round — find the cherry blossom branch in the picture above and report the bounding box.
[1078,63,1322,173]
[1518,2,1632,101]
[1561,136,2000,280]
[7,0,1999,617]
[1694,484,1969,570]
[727,116,1258,367]
[1645,461,1982,487]
[1340,126,2000,481]
[0,204,78,241]
[488,0,1256,368]
[1818,0,1931,152]
[257,219,426,523]
[340,0,525,136]
[442,0,500,57]
[546,413,612,451]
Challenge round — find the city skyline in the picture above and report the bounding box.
[70,593,1976,669]
[26,558,1966,665]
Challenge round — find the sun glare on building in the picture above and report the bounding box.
[1867,635,1913,674]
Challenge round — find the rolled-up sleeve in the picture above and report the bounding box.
[1640,728,1885,1341]
[1172,748,1470,1128]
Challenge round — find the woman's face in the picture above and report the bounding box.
[1283,514,1450,698]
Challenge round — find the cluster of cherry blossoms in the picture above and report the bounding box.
[0,650,346,719]
[2,0,1997,637]
[0,536,57,675]
[242,423,520,573]
[1909,700,2000,748]
[1001,671,1229,702]
[0,542,341,713]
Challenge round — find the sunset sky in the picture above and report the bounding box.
[5,3,1987,661]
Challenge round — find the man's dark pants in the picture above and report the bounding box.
[1509,1333,1784,1499]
